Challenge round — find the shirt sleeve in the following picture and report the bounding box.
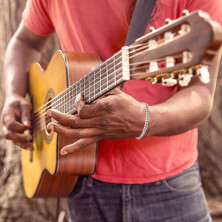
[186,0,222,26]
[22,0,55,36]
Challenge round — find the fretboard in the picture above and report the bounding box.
[50,49,129,114]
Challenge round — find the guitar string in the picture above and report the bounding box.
[33,67,125,132]
[32,41,151,118]
[31,27,182,124]
[33,54,176,133]
[33,53,181,132]
[32,42,180,132]
[32,50,123,115]
[32,56,123,129]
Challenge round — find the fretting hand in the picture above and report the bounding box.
[47,88,146,155]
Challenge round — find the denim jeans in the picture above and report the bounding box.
[67,162,212,222]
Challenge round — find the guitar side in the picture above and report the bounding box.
[22,51,101,198]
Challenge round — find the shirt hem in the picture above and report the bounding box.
[92,157,198,184]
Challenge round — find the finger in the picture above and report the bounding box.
[60,137,100,155]
[75,93,85,113]
[20,101,32,128]
[2,109,16,127]
[77,98,110,118]
[14,141,34,151]
[47,109,77,126]
[47,111,109,129]
[47,122,104,138]
[2,110,26,132]
[4,128,33,145]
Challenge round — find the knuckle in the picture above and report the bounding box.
[76,131,84,139]
[5,131,12,140]
[7,120,17,130]
[103,99,113,112]
[99,119,109,127]
[80,142,88,149]
[70,118,78,128]
[78,106,87,118]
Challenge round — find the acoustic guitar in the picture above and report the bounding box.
[22,10,222,198]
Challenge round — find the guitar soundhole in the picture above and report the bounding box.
[44,88,55,144]
[45,99,52,135]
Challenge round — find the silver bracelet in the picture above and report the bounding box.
[136,102,149,140]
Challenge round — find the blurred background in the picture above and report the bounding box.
[0,1,222,221]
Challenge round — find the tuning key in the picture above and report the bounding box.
[165,18,172,25]
[149,26,155,32]
[178,73,193,87]
[196,66,210,83]
[182,10,189,16]
[162,78,177,86]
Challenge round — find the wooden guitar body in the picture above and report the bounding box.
[22,51,101,198]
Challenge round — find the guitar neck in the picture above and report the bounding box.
[50,49,130,114]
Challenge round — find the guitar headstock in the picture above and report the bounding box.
[127,10,222,87]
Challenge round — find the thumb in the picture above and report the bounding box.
[20,101,32,128]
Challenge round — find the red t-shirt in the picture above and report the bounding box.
[22,0,222,184]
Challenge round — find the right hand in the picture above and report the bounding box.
[1,94,34,150]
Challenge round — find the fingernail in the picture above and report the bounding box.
[47,110,52,116]
[47,123,54,131]
[26,146,34,151]
[23,120,31,128]
[26,135,32,142]
[61,149,68,155]
[75,94,81,102]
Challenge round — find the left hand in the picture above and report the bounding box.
[47,88,146,155]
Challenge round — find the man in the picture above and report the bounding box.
[1,0,222,221]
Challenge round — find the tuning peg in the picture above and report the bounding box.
[149,61,158,72]
[164,31,173,42]
[166,56,175,68]
[197,66,210,83]
[178,73,193,87]
[182,51,192,63]
[149,26,155,32]
[162,78,177,86]
[148,39,157,49]
[179,24,191,36]
[182,10,189,16]
[165,18,172,25]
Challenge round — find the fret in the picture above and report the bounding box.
[100,62,107,96]
[88,70,95,103]
[93,69,96,101]
[69,85,76,113]
[50,49,128,114]
[107,57,115,89]
[84,74,90,103]
[95,68,101,97]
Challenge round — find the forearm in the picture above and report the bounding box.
[4,21,48,98]
[147,84,212,136]
[4,37,40,97]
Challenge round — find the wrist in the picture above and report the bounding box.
[136,102,150,139]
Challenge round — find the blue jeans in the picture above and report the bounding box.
[67,162,212,222]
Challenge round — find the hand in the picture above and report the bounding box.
[47,88,146,155]
[1,94,34,150]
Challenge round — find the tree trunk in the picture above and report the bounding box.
[198,58,222,220]
[0,1,222,221]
